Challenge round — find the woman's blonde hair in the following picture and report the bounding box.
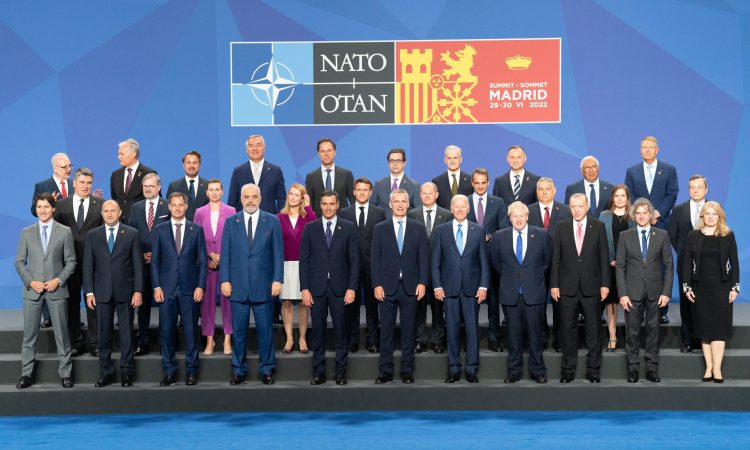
[280,183,309,217]
[698,200,730,236]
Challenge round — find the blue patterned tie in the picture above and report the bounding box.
[42,225,49,254]
[325,169,332,191]
[397,220,404,254]
[589,183,597,210]
[641,229,648,261]
[456,224,463,255]
[326,220,333,248]
[108,227,115,253]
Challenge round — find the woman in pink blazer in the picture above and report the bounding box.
[193,179,236,355]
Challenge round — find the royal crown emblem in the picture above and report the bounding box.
[505,55,532,70]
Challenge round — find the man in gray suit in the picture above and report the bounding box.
[616,198,673,383]
[371,148,421,216]
[15,192,77,389]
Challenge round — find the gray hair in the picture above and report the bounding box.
[118,138,140,158]
[507,201,529,217]
[246,134,265,146]
[450,194,469,208]
[630,198,655,218]
[537,176,555,188]
[420,181,438,193]
[241,182,260,197]
[50,152,70,168]
[569,192,588,205]
[142,172,160,185]
[444,145,462,156]
[580,155,600,168]
[389,188,410,204]
[74,167,93,181]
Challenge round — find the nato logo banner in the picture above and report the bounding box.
[230,38,560,126]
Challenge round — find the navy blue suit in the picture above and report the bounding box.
[432,171,473,209]
[492,170,541,206]
[31,176,69,216]
[299,217,360,377]
[431,221,489,376]
[219,210,284,377]
[227,161,286,214]
[491,225,552,378]
[624,160,679,229]
[371,218,429,375]
[564,179,615,218]
[151,220,207,377]
[166,177,209,221]
[370,175,422,217]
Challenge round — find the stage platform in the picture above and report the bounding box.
[1,304,749,415]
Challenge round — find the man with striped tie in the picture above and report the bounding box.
[492,145,541,206]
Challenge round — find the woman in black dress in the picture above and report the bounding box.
[683,201,740,383]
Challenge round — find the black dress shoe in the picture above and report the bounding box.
[273,316,283,325]
[577,313,585,324]
[349,343,359,353]
[488,341,500,352]
[586,374,601,384]
[702,376,714,382]
[310,374,326,385]
[95,375,113,387]
[680,344,693,353]
[160,374,177,386]
[41,319,52,328]
[367,344,379,353]
[554,343,563,352]
[645,371,660,382]
[186,374,198,386]
[335,374,347,385]
[70,347,82,358]
[415,342,427,353]
[444,374,460,383]
[504,375,519,384]
[61,377,74,388]
[121,375,133,387]
[627,371,639,383]
[375,373,393,384]
[433,344,445,354]
[659,315,670,325]
[16,376,32,389]
[401,372,415,384]
[501,318,507,325]
[714,377,724,384]
[134,346,149,356]
[465,373,479,383]
[89,349,100,358]
[560,375,574,383]
[532,374,548,384]
[230,374,245,385]
[261,373,274,385]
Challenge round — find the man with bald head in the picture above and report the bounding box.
[110,138,157,223]
[32,153,72,216]
[565,156,615,218]
[432,145,472,209]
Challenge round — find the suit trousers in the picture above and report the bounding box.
[625,294,660,373]
[21,296,72,378]
[231,300,276,377]
[560,290,602,376]
[97,300,135,377]
[444,292,480,376]
[503,294,547,378]
[311,282,348,376]
[201,269,233,336]
[379,281,417,375]
[67,271,99,351]
[346,271,380,347]
[676,266,694,347]
[486,270,502,344]
[416,286,445,345]
[159,292,200,376]
[135,263,154,348]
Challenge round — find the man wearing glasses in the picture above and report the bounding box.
[371,148,421,217]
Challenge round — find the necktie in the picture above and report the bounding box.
[326,221,333,248]
[175,223,182,254]
[325,169,332,191]
[451,174,458,196]
[516,231,523,294]
[477,197,485,225]
[252,163,261,184]
[456,223,464,255]
[575,222,583,256]
[125,168,133,193]
[77,199,85,229]
[247,216,253,248]
[391,178,398,191]
[641,229,648,261]
[107,227,115,253]
[397,220,404,254]
[543,206,550,230]
[645,165,654,194]
[147,201,154,231]
[188,179,196,201]
[42,225,49,254]
[60,181,67,198]
[589,183,597,210]
[693,203,702,228]
[425,209,433,236]
[358,206,365,231]
[512,175,520,200]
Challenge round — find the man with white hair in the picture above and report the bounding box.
[432,145,472,209]
[564,155,614,218]
[110,138,157,223]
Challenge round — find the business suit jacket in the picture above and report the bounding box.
[227,160,286,213]
[467,193,508,237]
[564,179,615,218]
[668,200,696,264]
[682,230,739,288]
[110,162,157,223]
[432,171,473,209]
[550,217,611,297]
[82,224,144,303]
[371,174,422,216]
[492,169,541,206]
[15,221,76,300]
[31,176,69,216]
[527,201,571,237]
[370,218,429,296]
[305,166,355,217]
[193,202,236,259]
[166,176,209,221]
[339,204,387,275]
[616,227,673,301]
[299,218,360,297]
[219,210,284,303]
[128,197,170,253]
[431,221,490,297]
[600,210,635,261]
[491,226,552,306]
[407,205,453,243]
[150,220,207,296]
[624,160,679,227]
[53,196,103,269]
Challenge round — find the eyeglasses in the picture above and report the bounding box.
[57,164,73,170]
[388,159,404,164]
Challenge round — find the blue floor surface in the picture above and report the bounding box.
[2,411,748,449]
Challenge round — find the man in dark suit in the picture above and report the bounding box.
[127,173,170,355]
[492,145,541,206]
[550,193,610,383]
[371,148,421,216]
[220,183,284,386]
[227,134,286,214]
[110,138,157,224]
[491,201,552,384]
[668,174,707,353]
[617,198,673,383]
[83,200,143,387]
[432,145,472,209]
[340,177,387,353]
[564,156,615,218]
[432,194,489,383]
[151,192,207,386]
[408,182,452,354]
[53,167,103,357]
[166,150,209,221]
[305,138,355,217]
[371,189,429,384]
[300,190,360,385]
[467,168,508,352]
[528,177,571,352]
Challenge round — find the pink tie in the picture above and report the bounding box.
[575,222,583,255]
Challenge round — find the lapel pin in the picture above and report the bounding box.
[651,231,656,237]
[530,233,535,238]
[657,170,663,176]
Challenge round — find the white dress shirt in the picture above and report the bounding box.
[72,194,90,224]
[573,216,588,241]
[584,179,600,208]
[509,168,526,190]
[243,209,260,238]
[512,225,528,260]
[322,215,338,236]
[471,192,488,221]
[321,164,336,188]
[356,201,369,225]
[250,159,265,184]
[123,161,140,191]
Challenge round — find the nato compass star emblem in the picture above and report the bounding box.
[247,56,299,110]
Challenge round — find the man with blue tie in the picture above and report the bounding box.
[371,148,422,216]
[371,189,429,384]
[151,192,207,386]
[300,190,360,385]
[227,135,287,214]
[220,183,284,386]
[304,138,355,217]
[432,194,489,383]
[564,156,615,218]
[491,201,552,383]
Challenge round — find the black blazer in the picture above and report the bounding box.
[127,197,170,253]
[166,176,209,221]
[339,204,387,274]
[432,171,473,209]
[305,165,355,217]
[31,176,69,216]
[110,162,157,223]
[564,179,615,218]
[550,217,611,297]
[492,169,541,206]
[527,201,571,236]
[407,205,453,242]
[668,200,695,264]
[53,196,104,266]
[683,230,740,288]
[82,224,144,303]
[370,218,429,295]
[299,218,360,297]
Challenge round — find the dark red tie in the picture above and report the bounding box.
[147,201,154,231]
[60,181,67,198]
[543,207,550,230]
[125,168,133,193]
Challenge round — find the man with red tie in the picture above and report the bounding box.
[110,138,157,224]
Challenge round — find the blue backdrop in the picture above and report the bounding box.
[1,0,748,308]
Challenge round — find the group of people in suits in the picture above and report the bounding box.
[16,133,739,389]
